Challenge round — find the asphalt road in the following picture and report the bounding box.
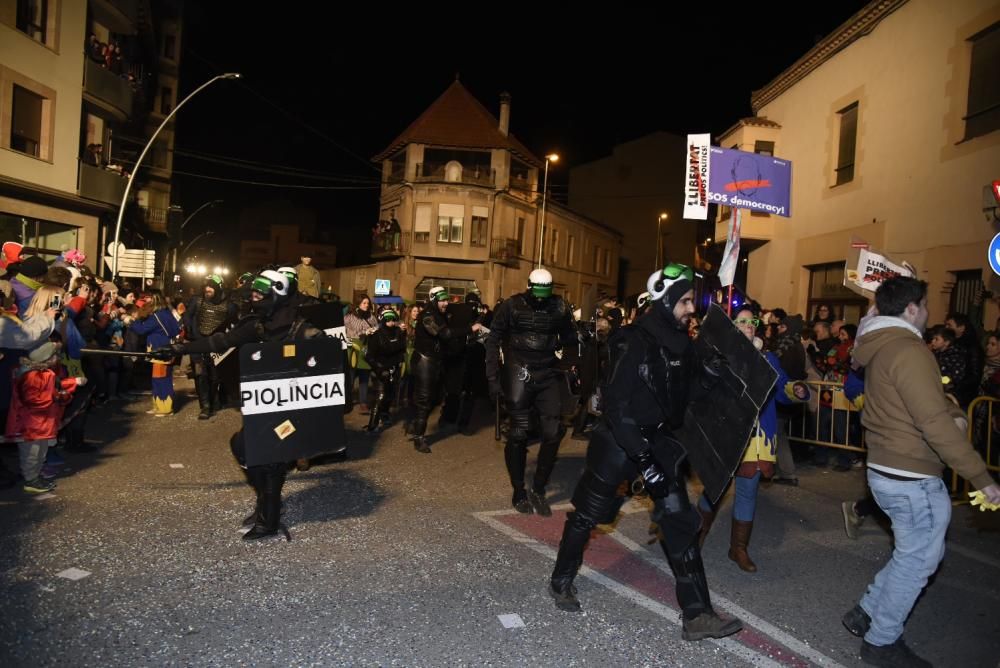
[1,380,998,667]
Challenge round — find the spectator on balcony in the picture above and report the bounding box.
[84,143,104,167]
[295,256,321,299]
[88,34,102,62]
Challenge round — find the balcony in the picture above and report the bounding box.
[372,231,408,258]
[489,238,520,268]
[141,206,168,232]
[78,162,126,206]
[83,58,134,120]
[414,162,495,187]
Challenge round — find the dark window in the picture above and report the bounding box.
[164,34,176,60]
[16,0,46,43]
[10,85,43,157]
[754,140,775,156]
[835,102,858,185]
[470,214,488,247]
[160,87,173,115]
[966,22,1000,140]
[516,216,526,255]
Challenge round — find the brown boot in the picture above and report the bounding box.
[696,505,716,548]
[728,520,757,572]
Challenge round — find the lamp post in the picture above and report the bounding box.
[171,199,223,273]
[111,72,241,279]
[655,212,668,270]
[537,153,559,268]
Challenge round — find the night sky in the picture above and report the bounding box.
[171,4,871,267]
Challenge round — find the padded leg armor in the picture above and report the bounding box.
[410,352,439,452]
[550,428,631,610]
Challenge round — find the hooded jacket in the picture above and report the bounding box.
[853,316,992,489]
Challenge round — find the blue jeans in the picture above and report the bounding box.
[859,469,950,646]
[698,470,762,521]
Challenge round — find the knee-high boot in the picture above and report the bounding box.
[243,465,291,542]
[728,520,757,572]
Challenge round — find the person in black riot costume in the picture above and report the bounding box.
[183,274,237,420]
[153,270,327,541]
[440,291,490,434]
[410,286,480,453]
[485,268,579,516]
[548,263,744,642]
[364,307,407,433]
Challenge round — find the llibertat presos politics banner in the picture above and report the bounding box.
[707,147,792,217]
[683,133,711,220]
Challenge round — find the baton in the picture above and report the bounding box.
[80,348,156,358]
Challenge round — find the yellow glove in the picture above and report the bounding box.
[969,491,1000,512]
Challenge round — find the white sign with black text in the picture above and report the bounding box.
[240,373,346,416]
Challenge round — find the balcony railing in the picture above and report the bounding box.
[83,57,134,119]
[78,161,126,206]
[414,163,495,187]
[372,232,408,257]
[489,238,520,268]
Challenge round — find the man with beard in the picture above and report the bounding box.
[153,270,328,541]
[548,262,744,642]
[183,274,237,420]
[485,268,579,516]
[410,287,480,453]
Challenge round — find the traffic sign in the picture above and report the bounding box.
[989,232,1000,277]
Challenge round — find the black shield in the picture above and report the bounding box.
[297,300,353,413]
[239,338,347,467]
[675,304,777,504]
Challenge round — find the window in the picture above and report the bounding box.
[966,22,1000,140]
[10,84,43,157]
[516,216,526,254]
[604,246,611,276]
[549,228,559,265]
[806,261,867,324]
[414,204,431,243]
[835,102,858,185]
[0,213,79,257]
[437,203,463,244]
[470,206,488,247]
[754,140,774,156]
[160,87,173,115]
[593,246,601,273]
[16,0,46,43]
[567,235,575,267]
[415,277,479,303]
[164,34,176,60]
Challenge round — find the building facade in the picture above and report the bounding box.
[714,0,1000,327]
[0,0,182,277]
[328,81,623,308]
[568,132,700,298]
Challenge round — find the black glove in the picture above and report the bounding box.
[635,450,670,498]
[488,377,502,402]
[150,344,183,362]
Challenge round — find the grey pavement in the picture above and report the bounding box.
[1,380,998,667]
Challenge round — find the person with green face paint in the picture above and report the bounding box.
[485,268,581,515]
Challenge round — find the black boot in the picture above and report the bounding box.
[241,467,265,527]
[243,466,291,541]
[196,374,211,420]
[365,401,383,433]
[413,436,431,454]
[549,511,592,611]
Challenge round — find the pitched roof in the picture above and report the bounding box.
[717,116,783,142]
[372,80,543,167]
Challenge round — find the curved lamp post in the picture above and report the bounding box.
[655,212,668,270]
[171,199,223,273]
[536,153,559,268]
[111,72,241,279]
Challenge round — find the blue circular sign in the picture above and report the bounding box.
[990,232,1000,277]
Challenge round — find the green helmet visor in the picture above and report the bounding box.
[380,310,398,322]
[431,290,449,302]
[530,284,553,298]
[251,275,274,294]
[662,263,694,282]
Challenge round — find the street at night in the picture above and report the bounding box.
[2,386,998,667]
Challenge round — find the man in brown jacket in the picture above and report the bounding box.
[842,276,1000,668]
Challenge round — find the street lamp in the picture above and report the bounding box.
[171,199,223,273]
[111,72,241,279]
[537,153,559,268]
[655,212,668,270]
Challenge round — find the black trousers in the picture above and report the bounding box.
[502,363,565,494]
[410,351,442,437]
[192,353,221,411]
[552,423,714,620]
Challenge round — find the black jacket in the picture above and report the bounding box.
[182,298,322,353]
[484,291,577,377]
[366,324,406,371]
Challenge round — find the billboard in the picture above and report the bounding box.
[707,147,792,217]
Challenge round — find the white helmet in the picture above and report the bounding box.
[636,291,651,310]
[528,268,553,298]
[256,269,290,297]
[428,286,449,302]
[277,265,297,278]
[646,262,693,304]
